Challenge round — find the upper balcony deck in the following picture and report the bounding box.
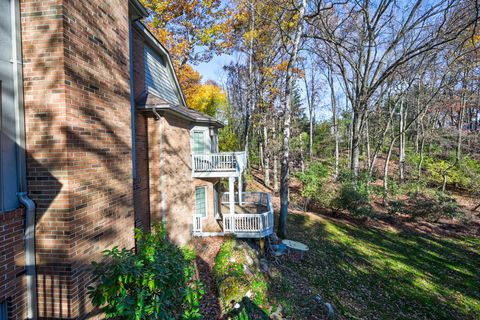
[191,152,246,178]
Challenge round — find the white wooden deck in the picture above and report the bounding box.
[191,152,246,178]
[193,192,274,238]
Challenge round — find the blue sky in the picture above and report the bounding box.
[194,54,234,85]
[193,51,336,122]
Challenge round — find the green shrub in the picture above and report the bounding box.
[296,161,331,208]
[419,155,480,192]
[333,183,372,216]
[388,200,406,215]
[407,192,463,222]
[88,225,204,319]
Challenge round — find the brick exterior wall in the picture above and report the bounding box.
[161,115,221,243]
[0,208,26,320]
[131,30,222,245]
[10,1,221,318]
[132,28,151,232]
[21,0,135,318]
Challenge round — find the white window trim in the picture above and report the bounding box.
[195,186,208,219]
[214,182,221,219]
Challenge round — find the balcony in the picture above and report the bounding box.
[193,192,274,238]
[191,152,246,178]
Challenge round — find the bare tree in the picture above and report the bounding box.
[278,0,307,238]
[307,0,478,176]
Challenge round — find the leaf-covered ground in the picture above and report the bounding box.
[268,211,480,319]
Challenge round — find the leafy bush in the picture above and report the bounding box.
[88,225,204,319]
[328,170,374,216]
[333,183,372,216]
[296,162,331,209]
[406,192,463,222]
[417,155,480,192]
[388,200,406,215]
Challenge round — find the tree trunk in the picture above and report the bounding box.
[300,135,305,173]
[350,106,364,176]
[264,126,270,187]
[243,0,256,168]
[399,97,406,184]
[309,111,314,159]
[273,119,279,193]
[327,66,339,179]
[259,130,264,170]
[278,0,306,238]
[417,114,425,193]
[383,136,397,204]
[365,118,371,171]
[456,93,465,162]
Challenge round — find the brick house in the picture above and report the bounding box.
[0,0,272,319]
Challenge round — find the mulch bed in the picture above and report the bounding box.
[192,236,224,319]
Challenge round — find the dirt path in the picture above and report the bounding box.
[192,237,224,319]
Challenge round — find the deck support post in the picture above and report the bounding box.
[238,174,243,205]
[229,176,235,216]
[259,238,265,257]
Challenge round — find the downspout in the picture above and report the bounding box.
[11,0,37,318]
[17,193,37,320]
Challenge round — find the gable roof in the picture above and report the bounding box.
[136,91,224,128]
[133,21,187,108]
[133,21,224,128]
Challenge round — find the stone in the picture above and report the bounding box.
[260,258,269,273]
[244,248,254,265]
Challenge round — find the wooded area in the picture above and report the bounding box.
[141,0,479,236]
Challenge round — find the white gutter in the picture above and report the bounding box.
[11,0,38,318]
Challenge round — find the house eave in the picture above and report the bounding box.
[137,104,225,128]
[129,0,148,20]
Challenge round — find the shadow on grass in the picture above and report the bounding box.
[268,212,480,319]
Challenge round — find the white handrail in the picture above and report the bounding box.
[222,192,274,235]
[192,152,245,173]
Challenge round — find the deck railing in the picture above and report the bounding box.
[192,152,245,173]
[221,191,274,237]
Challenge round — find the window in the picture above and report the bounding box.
[192,131,205,154]
[195,186,207,217]
[0,300,7,320]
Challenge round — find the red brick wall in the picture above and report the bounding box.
[0,208,26,320]
[132,28,151,232]
[20,1,71,317]
[21,0,135,318]
[131,28,222,244]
